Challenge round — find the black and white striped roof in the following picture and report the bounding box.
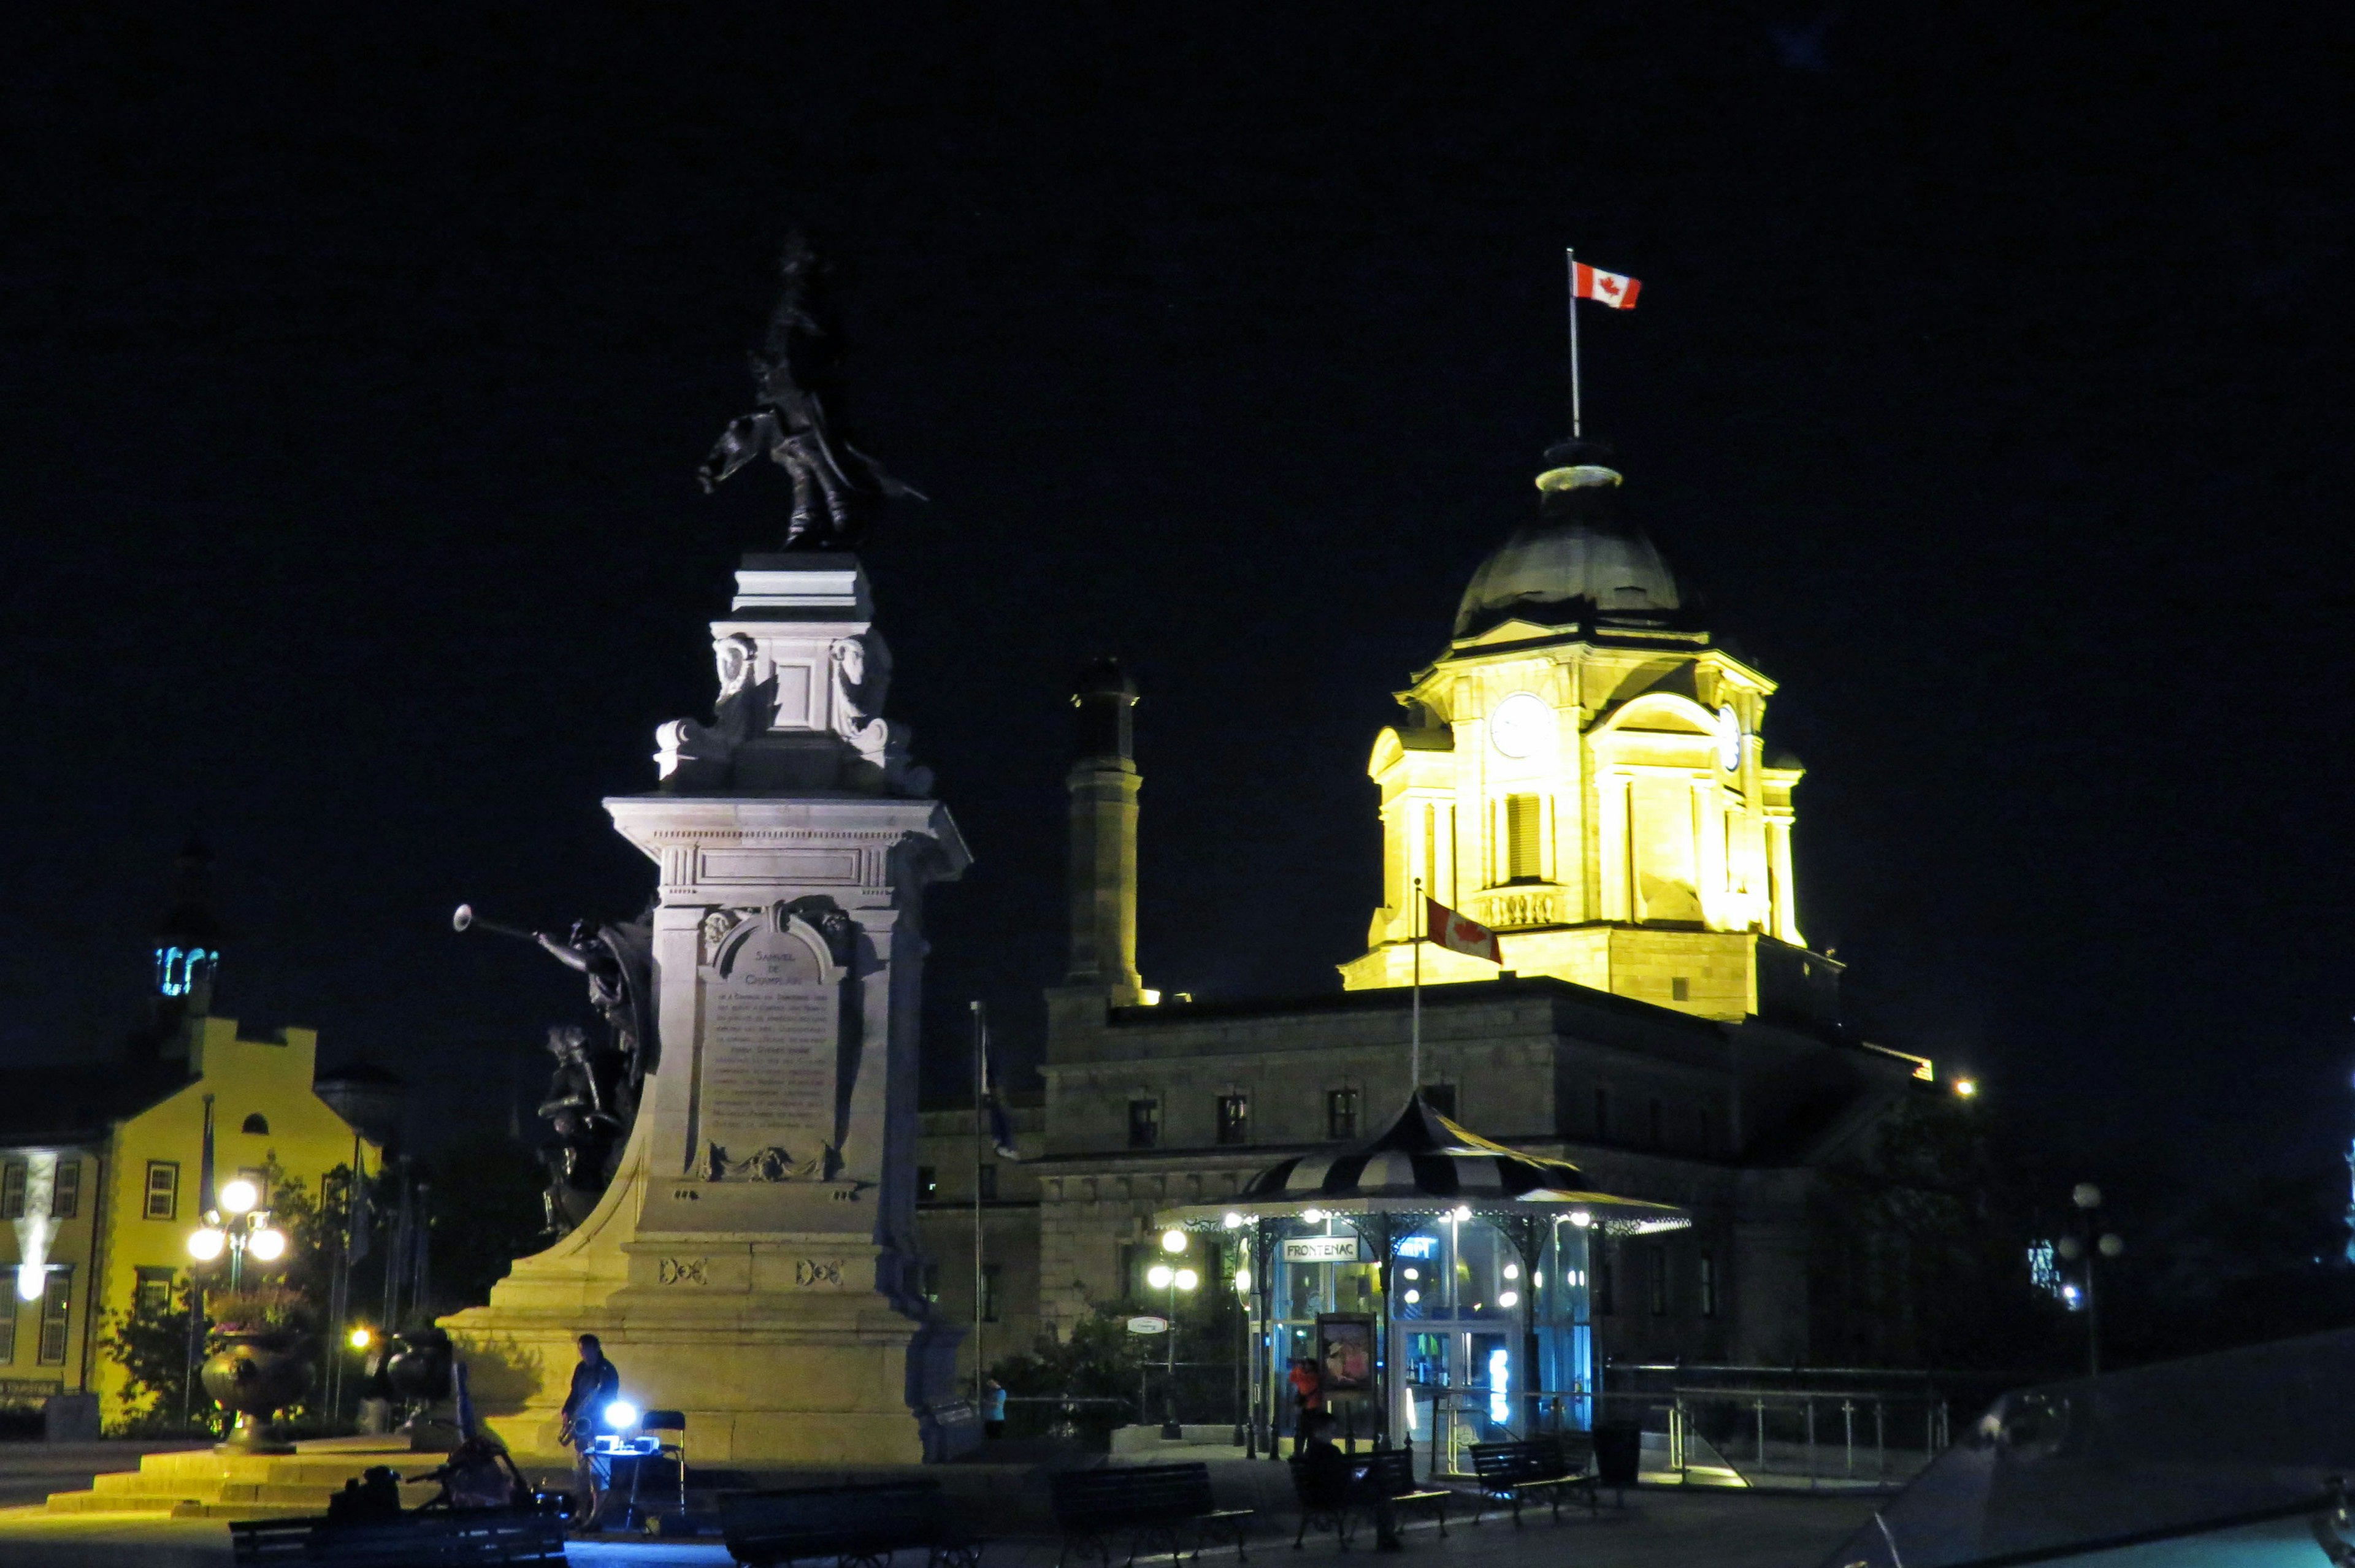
[1242,1093,1587,1203]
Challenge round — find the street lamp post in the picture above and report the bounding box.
[187,1177,288,1293]
[2056,1183,2124,1377]
[1151,1229,1198,1439]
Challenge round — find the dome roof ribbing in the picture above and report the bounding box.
[1452,442,1694,640]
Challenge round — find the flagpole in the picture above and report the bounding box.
[1411,879,1423,1096]
[1566,247,1582,440]
[970,999,986,1405]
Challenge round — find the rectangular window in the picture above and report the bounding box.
[0,1297,13,1363]
[1505,794,1544,881]
[38,1272,70,1364]
[52,1159,79,1220]
[1698,1252,1719,1318]
[1648,1099,1664,1149]
[1648,1248,1670,1317]
[1593,1087,1610,1141]
[1216,1095,1250,1145]
[1327,1088,1359,1141]
[920,1262,941,1305]
[145,1161,179,1221]
[135,1268,176,1315]
[1127,1099,1160,1150]
[917,1166,938,1199]
[1420,1084,1457,1119]
[1671,976,1690,1002]
[980,1264,1002,1323]
[1592,1242,1614,1317]
[978,1163,998,1200]
[0,1161,23,1220]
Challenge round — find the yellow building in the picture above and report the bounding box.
[1338,442,1838,1027]
[0,1015,378,1425]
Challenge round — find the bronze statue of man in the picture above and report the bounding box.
[695,232,924,548]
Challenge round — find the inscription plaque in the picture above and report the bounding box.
[697,915,841,1179]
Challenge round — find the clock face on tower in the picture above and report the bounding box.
[1490,692,1552,759]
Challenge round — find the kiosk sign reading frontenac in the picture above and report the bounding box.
[696,911,842,1181]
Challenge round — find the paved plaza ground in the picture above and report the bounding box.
[0,1473,1878,1568]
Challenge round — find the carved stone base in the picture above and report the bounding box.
[445,780,973,1466]
[444,1121,973,1464]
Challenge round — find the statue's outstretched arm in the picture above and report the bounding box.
[535,933,595,976]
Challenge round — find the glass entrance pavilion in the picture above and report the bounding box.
[1156,1093,1688,1476]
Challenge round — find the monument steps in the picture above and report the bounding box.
[43,1440,444,1520]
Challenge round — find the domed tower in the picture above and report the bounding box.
[1338,443,1829,1023]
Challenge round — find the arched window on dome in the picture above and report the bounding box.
[241,1114,270,1136]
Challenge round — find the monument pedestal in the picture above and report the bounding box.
[445,559,976,1466]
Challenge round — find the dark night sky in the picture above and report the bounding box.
[2,5,2349,1203]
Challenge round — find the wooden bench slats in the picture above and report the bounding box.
[229,1507,565,1567]
[720,1479,984,1568]
[1051,1463,1254,1567]
[1466,1436,1601,1526]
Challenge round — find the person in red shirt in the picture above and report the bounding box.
[1287,1356,1324,1448]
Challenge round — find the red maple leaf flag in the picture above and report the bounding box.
[1425,897,1503,964]
[1571,261,1642,310]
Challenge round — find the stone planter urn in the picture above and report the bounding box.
[202,1330,315,1454]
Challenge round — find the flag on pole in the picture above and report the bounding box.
[1571,261,1642,310]
[1425,897,1504,964]
[199,1094,218,1216]
[979,1032,1022,1160]
[347,1138,372,1265]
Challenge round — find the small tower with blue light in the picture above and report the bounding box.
[149,838,220,1054]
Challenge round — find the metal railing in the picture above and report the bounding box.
[1653,1388,1950,1488]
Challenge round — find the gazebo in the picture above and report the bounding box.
[1156,1093,1688,1477]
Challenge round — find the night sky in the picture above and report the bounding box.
[4,6,2349,1206]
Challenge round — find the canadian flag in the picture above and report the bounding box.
[1425,897,1503,965]
[1572,261,1642,310]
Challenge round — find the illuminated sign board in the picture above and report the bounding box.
[1393,1236,1438,1259]
[1282,1236,1362,1263]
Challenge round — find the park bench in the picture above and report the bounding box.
[1052,1461,1255,1567]
[229,1505,565,1567]
[721,1480,985,1568]
[1465,1434,1599,1526]
[1288,1445,1451,1550]
[1355,1447,1450,1537]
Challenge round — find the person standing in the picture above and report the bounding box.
[558,1334,621,1531]
[982,1379,1008,1439]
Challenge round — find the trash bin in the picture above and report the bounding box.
[1592,1421,1641,1497]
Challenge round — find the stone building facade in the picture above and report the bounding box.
[918,442,1940,1386]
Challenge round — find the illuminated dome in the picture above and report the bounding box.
[1452,442,1692,640]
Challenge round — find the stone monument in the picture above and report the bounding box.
[444,242,976,1466]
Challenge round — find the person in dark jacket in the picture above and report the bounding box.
[558,1334,622,1531]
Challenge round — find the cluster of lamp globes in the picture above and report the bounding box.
[1147,1228,1201,1295]
[2057,1182,2126,1263]
[184,1177,289,1266]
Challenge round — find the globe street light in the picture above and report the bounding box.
[188,1195,288,1291]
[2063,1183,2124,1376]
[1153,1245,1198,1437]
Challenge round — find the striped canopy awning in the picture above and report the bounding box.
[1173,1093,1688,1236]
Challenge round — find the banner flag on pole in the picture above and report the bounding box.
[1425,897,1504,964]
[979,1028,1021,1160]
[1571,261,1642,310]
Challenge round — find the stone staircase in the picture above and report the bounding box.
[44,1436,445,1520]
